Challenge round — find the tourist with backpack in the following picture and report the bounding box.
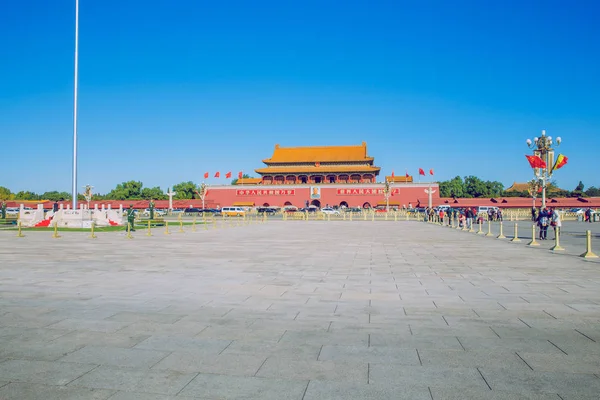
[537,208,549,240]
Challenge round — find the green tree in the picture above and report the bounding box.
[141,187,167,200]
[585,186,600,197]
[105,181,143,200]
[485,180,504,197]
[464,175,489,197]
[40,191,71,201]
[172,181,198,199]
[438,176,465,198]
[572,181,585,198]
[0,186,12,200]
[231,174,253,185]
[14,191,40,200]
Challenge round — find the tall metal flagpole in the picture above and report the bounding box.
[72,0,79,209]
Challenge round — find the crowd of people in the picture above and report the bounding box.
[425,207,503,228]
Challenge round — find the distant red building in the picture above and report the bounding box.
[205,142,438,209]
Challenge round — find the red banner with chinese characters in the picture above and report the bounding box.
[336,188,400,195]
[236,189,296,196]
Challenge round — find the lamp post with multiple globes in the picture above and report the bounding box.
[526,130,562,209]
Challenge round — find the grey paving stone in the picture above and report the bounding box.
[49,330,150,349]
[60,346,169,368]
[517,352,600,374]
[134,335,231,353]
[221,340,322,360]
[68,365,196,395]
[106,312,184,324]
[0,359,97,385]
[255,357,367,383]
[479,367,600,397]
[303,380,431,400]
[369,364,489,390]
[0,382,114,400]
[47,318,131,333]
[106,391,199,400]
[2,339,85,361]
[419,349,530,370]
[178,373,308,399]
[277,330,369,346]
[429,387,559,399]
[152,351,267,375]
[369,334,464,350]
[318,345,421,365]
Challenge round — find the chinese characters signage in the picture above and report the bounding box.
[236,189,296,196]
[336,188,400,195]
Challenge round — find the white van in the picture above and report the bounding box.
[221,206,245,217]
[477,206,498,214]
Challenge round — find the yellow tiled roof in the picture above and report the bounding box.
[233,178,262,185]
[263,142,374,163]
[255,165,380,174]
[385,176,413,183]
[505,182,565,192]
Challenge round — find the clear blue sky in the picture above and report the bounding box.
[1,0,598,194]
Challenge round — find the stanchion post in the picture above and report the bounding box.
[511,223,521,242]
[89,222,97,239]
[528,224,539,246]
[146,220,152,236]
[126,222,133,239]
[179,220,184,233]
[192,216,197,232]
[580,230,598,258]
[16,220,24,238]
[550,226,565,251]
[497,221,506,239]
[164,221,171,235]
[477,220,484,234]
[52,221,61,239]
[485,220,493,236]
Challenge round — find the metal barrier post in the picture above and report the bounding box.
[528,225,539,246]
[497,222,506,239]
[550,226,565,251]
[580,230,598,258]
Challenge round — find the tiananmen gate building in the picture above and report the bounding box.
[203,142,440,209]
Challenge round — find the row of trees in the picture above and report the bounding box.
[2,176,599,201]
[438,176,600,198]
[0,175,254,201]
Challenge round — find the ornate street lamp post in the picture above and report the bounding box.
[197,183,208,210]
[526,178,542,210]
[82,184,93,209]
[383,179,392,212]
[526,130,562,209]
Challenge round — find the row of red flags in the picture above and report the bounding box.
[203,171,244,179]
[391,169,434,177]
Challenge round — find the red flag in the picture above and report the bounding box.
[429,169,434,175]
[525,155,546,169]
[225,172,232,179]
[391,170,395,178]
[204,172,209,179]
[214,171,220,178]
[238,171,243,179]
[405,170,409,178]
[419,168,425,176]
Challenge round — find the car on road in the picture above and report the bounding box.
[320,207,340,215]
[256,207,277,214]
[143,208,165,217]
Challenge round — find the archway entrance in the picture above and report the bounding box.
[362,202,372,209]
[284,201,293,206]
[310,200,321,208]
[262,203,270,207]
[339,201,349,208]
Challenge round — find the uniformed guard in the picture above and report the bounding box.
[127,204,136,231]
[149,199,155,220]
[1,202,6,219]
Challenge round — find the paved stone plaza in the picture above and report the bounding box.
[0,221,599,399]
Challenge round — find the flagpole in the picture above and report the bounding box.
[71,0,79,209]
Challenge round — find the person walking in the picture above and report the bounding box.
[537,208,549,240]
